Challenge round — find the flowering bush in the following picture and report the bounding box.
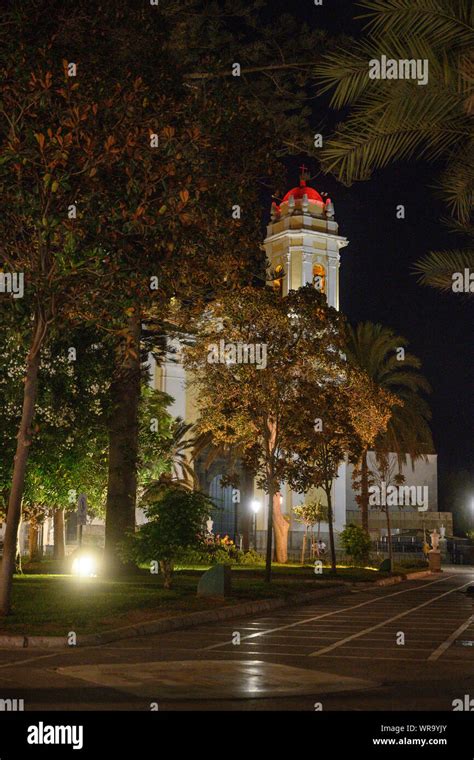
[204,533,240,562]
[179,540,262,567]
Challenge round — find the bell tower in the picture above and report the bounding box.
[264,166,348,309]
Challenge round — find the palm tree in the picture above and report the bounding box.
[140,418,197,504]
[346,322,434,534]
[317,0,473,292]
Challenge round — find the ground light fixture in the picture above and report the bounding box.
[71,554,98,578]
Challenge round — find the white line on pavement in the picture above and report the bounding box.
[427,614,474,661]
[309,579,472,657]
[204,574,451,651]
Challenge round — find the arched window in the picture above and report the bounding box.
[313,263,326,293]
[273,264,284,297]
[209,475,237,540]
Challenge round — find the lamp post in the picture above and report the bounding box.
[251,500,261,551]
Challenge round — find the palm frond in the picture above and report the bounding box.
[346,321,434,461]
[317,0,473,195]
[357,0,474,50]
[435,141,474,225]
[412,249,474,293]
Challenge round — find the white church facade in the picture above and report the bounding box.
[153,176,446,549]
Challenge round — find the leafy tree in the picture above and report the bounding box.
[364,450,406,571]
[184,284,347,581]
[120,486,214,589]
[0,325,111,560]
[0,0,291,596]
[346,322,433,534]
[293,497,329,562]
[294,498,329,541]
[286,366,393,572]
[317,0,474,293]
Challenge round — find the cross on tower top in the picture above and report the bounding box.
[299,163,309,182]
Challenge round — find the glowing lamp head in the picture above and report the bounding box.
[72,554,97,578]
[250,500,261,515]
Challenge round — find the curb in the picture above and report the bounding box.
[374,569,433,587]
[0,584,347,649]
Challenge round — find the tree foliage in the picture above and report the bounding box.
[339,523,372,564]
[184,283,348,580]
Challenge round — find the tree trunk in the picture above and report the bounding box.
[385,507,393,573]
[265,478,274,584]
[360,450,369,533]
[301,530,307,564]
[28,522,41,561]
[273,491,289,563]
[159,560,174,589]
[105,314,141,574]
[53,509,66,560]
[0,312,44,615]
[325,484,337,574]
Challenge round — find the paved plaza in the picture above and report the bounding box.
[0,568,472,711]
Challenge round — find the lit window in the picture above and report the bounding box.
[313,264,326,293]
[273,264,284,297]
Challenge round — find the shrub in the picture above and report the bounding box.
[396,558,429,569]
[237,549,263,566]
[120,487,215,588]
[340,523,371,564]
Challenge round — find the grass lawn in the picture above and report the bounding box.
[0,560,427,637]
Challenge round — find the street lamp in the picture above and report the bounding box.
[250,500,261,551]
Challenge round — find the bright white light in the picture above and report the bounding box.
[250,500,261,514]
[72,555,97,578]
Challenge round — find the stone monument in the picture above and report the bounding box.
[197,563,231,598]
[439,524,448,559]
[428,528,442,573]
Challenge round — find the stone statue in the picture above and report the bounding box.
[430,529,440,552]
[206,517,214,535]
[440,525,446,539]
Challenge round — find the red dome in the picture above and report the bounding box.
[282,180,323,204]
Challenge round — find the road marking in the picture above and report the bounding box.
[204,575,450,650]
[428,614,474,661]
[0,651,63,668]
[309,579,472,657]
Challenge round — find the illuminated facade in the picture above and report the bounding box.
[151,176,441,551]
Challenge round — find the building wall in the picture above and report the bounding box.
[345,453,438,512]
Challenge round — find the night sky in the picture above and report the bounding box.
[267,0,474,519]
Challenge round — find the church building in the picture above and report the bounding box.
[151,174,445,552]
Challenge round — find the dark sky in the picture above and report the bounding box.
[266,0,474,510]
